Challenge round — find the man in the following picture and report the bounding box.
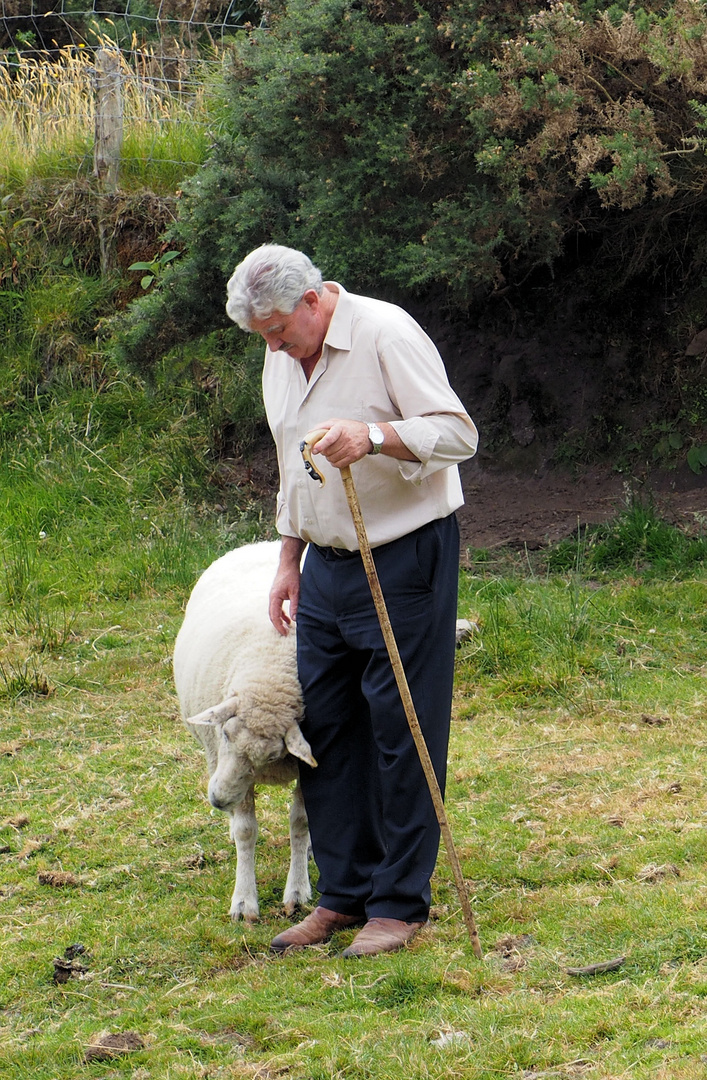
[225,244,478,956]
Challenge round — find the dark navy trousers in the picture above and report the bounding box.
[296,513,460,923]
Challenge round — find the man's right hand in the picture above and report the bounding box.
[269,536,307,635]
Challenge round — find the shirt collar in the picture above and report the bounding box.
[322,282,352,352]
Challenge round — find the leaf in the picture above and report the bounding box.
[128,261,154,272]
[141,276,155,290]
[685,328,707,355]
[687,445,707,474]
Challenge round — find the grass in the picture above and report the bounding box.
[0,347,270,650]
[1,462,706,1078]
[546,501,707,576]
[0,41,221,193]
[2,20,704,1076]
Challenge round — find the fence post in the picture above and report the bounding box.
[93,48,123,275]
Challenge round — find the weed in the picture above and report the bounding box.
[0,193,38,285]
[0,41,217,193]
[1,543,77,651]
[373,971,437,1007]
[128,248,181,290]
[687,443,707,474]
[0,655,51,698]
[546,497,707,576]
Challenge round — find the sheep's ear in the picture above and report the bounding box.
[186,694,240,727]
[284,724,317,768]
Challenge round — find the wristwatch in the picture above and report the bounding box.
[367,422,385,455]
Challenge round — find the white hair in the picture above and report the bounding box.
[225,245,324,330]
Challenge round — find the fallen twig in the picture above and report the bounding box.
[566,956,625,976]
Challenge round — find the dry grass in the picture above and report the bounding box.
[0,38,218,188]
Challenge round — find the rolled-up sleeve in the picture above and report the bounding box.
[391,413,479,483]
[275,488,299,538]
[378,317,478,482]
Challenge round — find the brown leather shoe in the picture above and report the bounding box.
[341,917,426,958]
[270,907,364,953]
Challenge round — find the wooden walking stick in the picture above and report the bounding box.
[300,428,482,959]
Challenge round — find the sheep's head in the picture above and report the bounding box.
[187,696,316,811]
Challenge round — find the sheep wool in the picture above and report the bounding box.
[173,541,315,922]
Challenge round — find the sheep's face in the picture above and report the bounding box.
[207,715,316,811]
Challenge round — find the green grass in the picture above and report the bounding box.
[1,431,707,1078]
[546,500,707,576]
[456,571,707,710]
[2,27,703,1077]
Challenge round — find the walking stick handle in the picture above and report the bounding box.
[299,428,482,958]
[299,429,328,487]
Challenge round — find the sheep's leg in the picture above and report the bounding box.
[228,787,260,922]
[283,779,313,915]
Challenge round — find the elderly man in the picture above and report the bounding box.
[225,245,478,957]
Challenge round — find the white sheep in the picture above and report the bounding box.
[173,540,316,922]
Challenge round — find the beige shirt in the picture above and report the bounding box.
[262,283,478,550]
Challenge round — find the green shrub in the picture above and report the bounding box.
[112,0,707,369]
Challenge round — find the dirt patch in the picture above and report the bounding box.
[84,1031,145,1062]
[456,458,707,551]
[408,285,707,550]
[227,440,707,551]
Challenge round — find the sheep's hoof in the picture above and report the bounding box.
[230,902,260,923]
[283,894,312,917]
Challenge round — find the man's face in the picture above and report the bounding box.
[249,289,325,361]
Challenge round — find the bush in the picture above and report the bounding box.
[112,0,707,369]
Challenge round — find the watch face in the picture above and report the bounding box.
[368,423,384,453]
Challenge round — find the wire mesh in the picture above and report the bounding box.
[0,4,260,181]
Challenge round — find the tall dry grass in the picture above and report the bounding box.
[0,37,220,190]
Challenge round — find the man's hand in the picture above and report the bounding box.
[311,419,418,467]
[269,536,306,635]
[309,419,371,468]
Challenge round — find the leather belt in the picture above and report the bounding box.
[312,543,360,560]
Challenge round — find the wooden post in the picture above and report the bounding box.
[93,48,123,275]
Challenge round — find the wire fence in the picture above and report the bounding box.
[0,5,260,187]
[1,1,262,57]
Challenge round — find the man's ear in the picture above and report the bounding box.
[301,288,320,311]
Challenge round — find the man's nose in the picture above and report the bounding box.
[263,332,284,350]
